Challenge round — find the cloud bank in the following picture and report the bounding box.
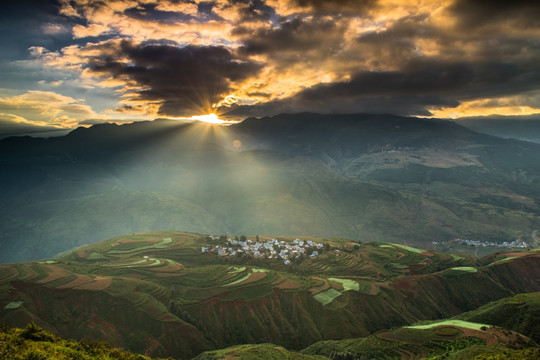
[1,0,539,128]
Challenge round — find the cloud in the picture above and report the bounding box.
[72,23,113,38]
[0,113,70,138]
[78,118,137,125]
[21,0,540,118]
[0,90,97,127]
[430,91,540,118]
[267,0,378,16]
[83,40,263,116]
[448,0,540,29]
[238,16,346,55]
[229,58,540,117]
[42,22,71,35]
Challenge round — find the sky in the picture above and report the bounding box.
[1,0,540,135]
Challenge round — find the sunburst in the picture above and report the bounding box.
[191,113,226,124]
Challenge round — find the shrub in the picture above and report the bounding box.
[23,349,48,360]
[20,323,56,342]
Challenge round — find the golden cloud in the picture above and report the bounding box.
[27,0,540,118]
[0,91,97,128]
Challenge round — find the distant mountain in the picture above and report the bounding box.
[0,231,538,358]
[455,115,540,144]
[1,113,540,263]
[0,118,71,139]
[235,113,540,212]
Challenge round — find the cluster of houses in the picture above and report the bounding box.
[201,237,325,264]
[457,238,529,248]
[380,145,413,153]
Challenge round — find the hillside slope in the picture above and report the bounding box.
[2,113,540,263]
[303,320,538,360]
[456,292,540,343]
[0,322,169,360]
[1,231,539,358]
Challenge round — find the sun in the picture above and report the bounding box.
[191,113,226,124]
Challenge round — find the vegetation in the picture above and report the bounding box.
[456,292,540,343]
[0,231,538,358]
[0,323,171,360]
[405,320,490,331]
[303,322,536,360]
[193,344,328,360]
[471,347,540,359]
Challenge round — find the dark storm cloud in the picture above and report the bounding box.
[11,0,540,120]
[86,40,263,116]
[238,17,342,55]
[449,0,540,28]
[230,58,540,117]
[291,0,378,14]
[292,60,540,112]
[301,63,475,98]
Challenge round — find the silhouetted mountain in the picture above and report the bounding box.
[1,113,540,263]
[456,115,540,144]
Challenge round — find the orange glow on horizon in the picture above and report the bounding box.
[188,113,240,125]
[191,113,224,124]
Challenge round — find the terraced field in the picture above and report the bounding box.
[1,231,539,359]
[304,321,536,360]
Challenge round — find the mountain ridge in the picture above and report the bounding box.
[1,113,540,263]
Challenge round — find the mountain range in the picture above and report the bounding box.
[1,113,540,263]
[456,116,540,144]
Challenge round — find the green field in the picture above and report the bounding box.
[406,319,490,330]
[449,266,478,273]
[222,272,251,287]
[391,243,425,254]
[313,289,342,305]
[327,277,360,291]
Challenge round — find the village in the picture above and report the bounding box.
[456,238,529,248]
[201,236,329,265]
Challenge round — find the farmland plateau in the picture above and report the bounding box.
[1,231,539,359]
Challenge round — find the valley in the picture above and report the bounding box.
[2,114,540,263]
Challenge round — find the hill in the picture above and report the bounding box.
[303,319,538,360]
[1,231,539,358]
[2,306,538,360]
[455,292,540,343]
[193,344,328,360]
[2,113,540,263]
[0,322,170,360]
[234,114,540,217]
